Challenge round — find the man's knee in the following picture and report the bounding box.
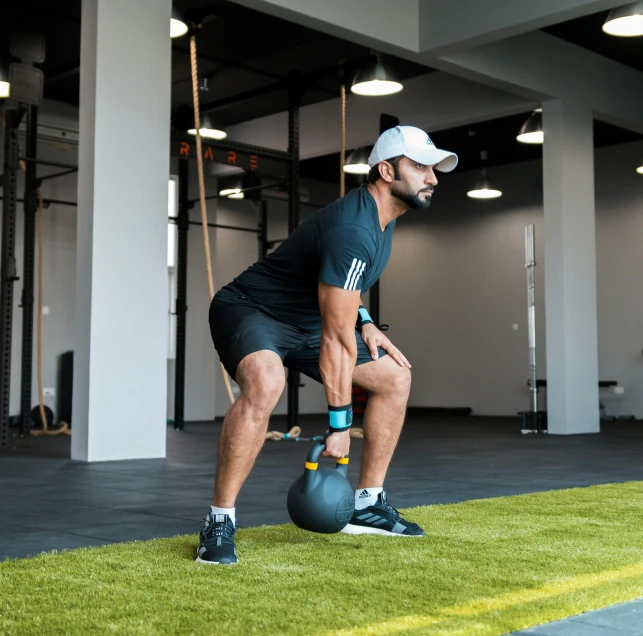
[368,359,411,397]
[390,364,412,396]
[237,351,285,413]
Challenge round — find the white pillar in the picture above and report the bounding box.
[73,0,172,461]
[542,99,600,435]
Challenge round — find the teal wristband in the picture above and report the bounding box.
[328,404,353,431]
[357,306,374,332]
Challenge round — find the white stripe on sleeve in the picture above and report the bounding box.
[343,258,359,290]
[349,261,367,290]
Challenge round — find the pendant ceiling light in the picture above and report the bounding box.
[603,1,643,36]
[467,151,503,199]
[218,174,245,199]
[0,61,10,99]
[517,108,543,144]
[351,54,403,97]
[187,113,227,140]
[343,147,371,174]
[171,7,189,38]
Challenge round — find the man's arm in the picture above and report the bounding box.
[318,282,361,457]
[319,282,360,405]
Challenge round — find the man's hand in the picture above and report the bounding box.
[321,430,350,459]
[360,323,411,368]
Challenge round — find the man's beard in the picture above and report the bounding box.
[392,182,434,210]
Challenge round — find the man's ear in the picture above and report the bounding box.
[379,161,396,184]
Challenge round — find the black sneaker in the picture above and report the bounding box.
[341,491,425,537]
[195,513,238,564]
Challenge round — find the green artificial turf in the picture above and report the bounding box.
[3,482,643,635]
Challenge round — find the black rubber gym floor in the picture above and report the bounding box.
[2,415,643,635]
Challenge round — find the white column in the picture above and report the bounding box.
[73,0,172,461]
[542,99,600,435]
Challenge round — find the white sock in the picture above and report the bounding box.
[210,506,236,526]
[355,487,383,510]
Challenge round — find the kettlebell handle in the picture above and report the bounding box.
[305,433,350,474]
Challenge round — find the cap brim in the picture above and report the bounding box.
[407,147,458,173]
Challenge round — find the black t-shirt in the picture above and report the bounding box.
[214,184,395,332]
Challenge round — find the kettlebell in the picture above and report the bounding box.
[287,435,355,534]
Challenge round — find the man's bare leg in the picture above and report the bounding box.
[343,355,423,536]
[212,350,285,508]
[351,355,412,489]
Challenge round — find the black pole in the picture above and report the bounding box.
[286,76,302,433]
[174,160,189,431]
[19,105,39,437]
[0,109,24,448]
[258,199,268,260]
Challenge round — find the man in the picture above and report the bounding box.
[197,125,458,564]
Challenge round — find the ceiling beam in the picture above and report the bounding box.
[224,72,538,160]
[230,0,421,54]
[230,0,643,135]
[431,31,643,133]
[418,0,624,56]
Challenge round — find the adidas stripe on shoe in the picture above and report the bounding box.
[341,491,425,537]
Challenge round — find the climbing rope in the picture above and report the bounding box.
[189,33,236,407]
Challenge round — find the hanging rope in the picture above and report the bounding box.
[340,84,346,197]
[31,190,69,437]
[189,34,236,407]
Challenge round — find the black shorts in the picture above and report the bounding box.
[209,300,387,383]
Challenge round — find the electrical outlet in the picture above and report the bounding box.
[513,324,519,331]
[42,306,50,315]
[43,388,55,398]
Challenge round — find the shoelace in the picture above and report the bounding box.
[376,495,401,520]
[203,518,234,541]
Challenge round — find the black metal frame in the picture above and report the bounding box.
[0,108,23,448]
[19,106,38,437]
[171,76,302,432]
[1,76,304,443]
[286,78,302,433]
[173,160,189,433]
[0,104,79,448]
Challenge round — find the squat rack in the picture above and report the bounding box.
[0,104,79,448]
[170,77,304,433]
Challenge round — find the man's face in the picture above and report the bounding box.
[389,157,439,210]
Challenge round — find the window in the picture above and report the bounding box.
[167,176,179,359]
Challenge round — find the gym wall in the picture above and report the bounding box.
[204,140,643,420]
[3,131,643,423]
[383,138,643,418]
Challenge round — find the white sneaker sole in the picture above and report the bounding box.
[340,524,424,537]
[195,554,238,565]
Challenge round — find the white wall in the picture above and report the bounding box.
[5,135,643,423]
[595,142,643,419]
[383,140,643,417]
[382,160,546,415]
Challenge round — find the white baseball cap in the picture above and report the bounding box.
[368,125,458,173]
